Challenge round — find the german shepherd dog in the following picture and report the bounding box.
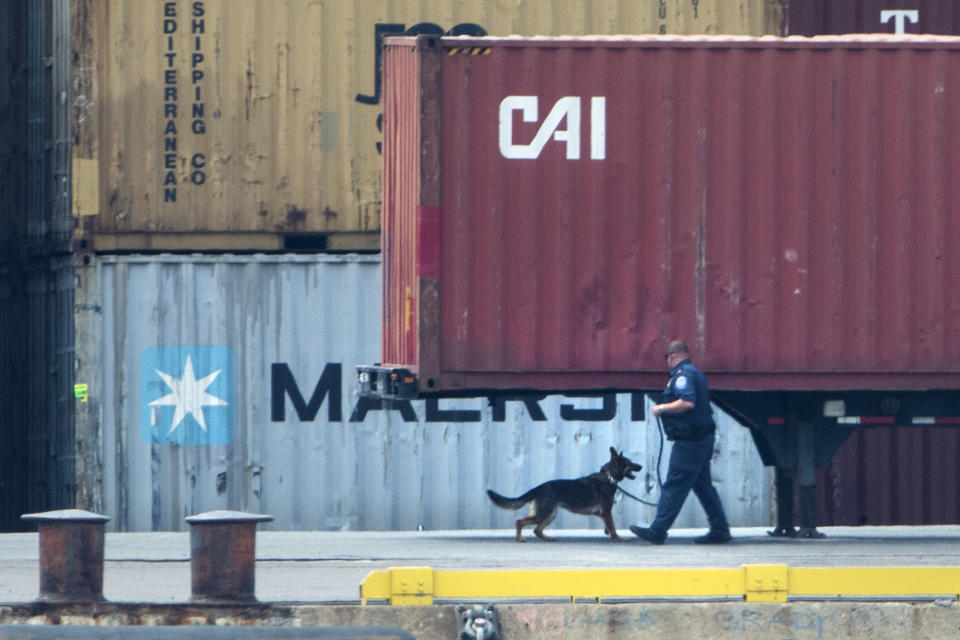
[487,447,642,542]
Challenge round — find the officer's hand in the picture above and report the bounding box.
[652,405,661,417]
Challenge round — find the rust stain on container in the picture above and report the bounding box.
[382,35,960,395]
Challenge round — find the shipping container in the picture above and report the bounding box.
[70,0,783,253]
[0,256,76,532]
[70,253,772,531]
[372,34,960,396]
[817,426,960,525]
[362,34,960,534]
[785,1,960,36]
[0,1,13,255]
[0,0,76,532]
[0,270,20,531]
[69,1,960,254]
[0,0,72,255]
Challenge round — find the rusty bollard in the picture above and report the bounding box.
[185,510,273,603]
[20,509,110,603]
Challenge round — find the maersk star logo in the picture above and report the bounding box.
[141,346,235,445]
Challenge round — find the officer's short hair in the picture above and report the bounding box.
[667,340,689,356]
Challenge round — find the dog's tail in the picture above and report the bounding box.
[486,489,532,510]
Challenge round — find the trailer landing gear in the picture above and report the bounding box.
[767,411,826,539]
[767,468,798,537]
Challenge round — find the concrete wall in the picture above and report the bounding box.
[2,602,958,639]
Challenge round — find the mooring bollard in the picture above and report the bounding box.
[20,509,110,603]
[185,510,274,603]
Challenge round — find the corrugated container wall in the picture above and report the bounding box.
[1,0,72,254]
[71,0,782,253]
[817,426,960,525]
[0,0,76,532]
[25,258,77,516]
[785,1,960,36]
[785,0,960,531]
[0,1,13,253]
[776,2,960,528]
[1,1,25,531]
[380,36,960,395]
[75,254,771,531]
[0,257,77,531]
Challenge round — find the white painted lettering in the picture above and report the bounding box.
[499,96,606,160]
[880,10,919,35]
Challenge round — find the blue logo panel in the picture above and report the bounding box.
[141,346,235,445]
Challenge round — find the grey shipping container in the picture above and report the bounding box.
[73,253,771,532]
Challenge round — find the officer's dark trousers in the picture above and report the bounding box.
[649,433,730,538]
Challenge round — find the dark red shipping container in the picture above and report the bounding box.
[785,1,960,37]
[377,34,960,397]
[775,3,960,528]
[817,426,960,525]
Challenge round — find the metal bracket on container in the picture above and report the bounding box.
[357,365,419,400]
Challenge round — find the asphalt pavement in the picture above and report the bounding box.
[2,525,959,604]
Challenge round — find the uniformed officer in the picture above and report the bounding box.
[630,340,732,544]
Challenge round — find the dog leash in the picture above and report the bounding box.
[617,412,667,509]
[616,484,660,508]
[654,413,665,487]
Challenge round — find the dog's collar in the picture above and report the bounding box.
[604,471,619,485]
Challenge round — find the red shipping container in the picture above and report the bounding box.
[785,1,960,37]
[377,35,960,396]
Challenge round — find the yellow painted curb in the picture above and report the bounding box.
[359,565,960,605]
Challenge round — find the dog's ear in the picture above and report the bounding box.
[609,446,617,457]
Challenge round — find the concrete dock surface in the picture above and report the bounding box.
[2,526,960,639]
[2,525,959,604]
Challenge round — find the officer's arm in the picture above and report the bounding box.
[652,398,695,417]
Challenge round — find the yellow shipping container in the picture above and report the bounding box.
[72,0,782,252]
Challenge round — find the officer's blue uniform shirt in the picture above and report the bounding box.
[665,358,715,433]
